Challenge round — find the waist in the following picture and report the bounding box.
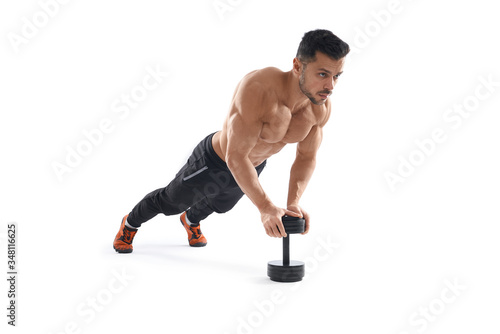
[204,131,266,169]
[205,132,227,169]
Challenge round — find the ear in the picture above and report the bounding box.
[292,57,302,75]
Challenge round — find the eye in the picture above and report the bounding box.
[319,73,327,78]
[334,74,341,79]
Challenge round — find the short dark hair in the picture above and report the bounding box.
[296,29,350,64]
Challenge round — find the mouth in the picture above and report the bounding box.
[318,93,329,100]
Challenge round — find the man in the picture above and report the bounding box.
[113,29,349,253]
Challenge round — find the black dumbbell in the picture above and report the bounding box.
[267,215,305,282]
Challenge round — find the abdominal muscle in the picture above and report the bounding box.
[211,131,286,167]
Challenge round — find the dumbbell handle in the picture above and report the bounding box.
[281,216,305,266]
[283,235,290,266]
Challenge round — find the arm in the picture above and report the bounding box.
[287,125,322,207]
[225,82,298,237]
[287,120,327,234]
[225,82,270,210]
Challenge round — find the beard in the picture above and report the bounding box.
[299,68,330,105]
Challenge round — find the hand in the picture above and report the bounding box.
[287,204,310,235]
[260,204,301,238]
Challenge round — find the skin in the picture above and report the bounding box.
[212,51,345,238]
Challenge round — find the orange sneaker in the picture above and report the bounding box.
[180,212,207,247]
[113,215,138,253]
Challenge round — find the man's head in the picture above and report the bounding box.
[294,29,350,105]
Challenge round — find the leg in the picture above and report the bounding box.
[114,133,221,251]
[127,134,218,227]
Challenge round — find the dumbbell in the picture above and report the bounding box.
[267,215,305,282]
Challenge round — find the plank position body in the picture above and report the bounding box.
[114,29,349,252]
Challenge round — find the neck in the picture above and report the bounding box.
[284,70,309,113]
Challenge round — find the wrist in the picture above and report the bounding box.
[256,197,274,212]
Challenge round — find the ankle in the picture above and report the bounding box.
[185,212,199,227]
[125,218,138,230]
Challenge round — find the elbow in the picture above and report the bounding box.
[226,154,243,172]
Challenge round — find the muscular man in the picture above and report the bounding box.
[114,29,349,253]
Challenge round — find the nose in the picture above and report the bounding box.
[324,78,334,91]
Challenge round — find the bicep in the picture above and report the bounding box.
[226,112,261,159]
[225,83,266,160]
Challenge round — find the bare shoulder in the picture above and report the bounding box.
[233,67,283,115]
[239,67,284,89]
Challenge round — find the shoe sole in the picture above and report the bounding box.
[114,246,133,253]
[190,242,207,247]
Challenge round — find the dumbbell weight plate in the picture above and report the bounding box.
[267,260,305,282]
[282,215,305,234]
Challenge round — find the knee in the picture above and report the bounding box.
[212,200,239,214]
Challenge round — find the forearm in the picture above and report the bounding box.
[287,157,316,206]
[227,157,272,211]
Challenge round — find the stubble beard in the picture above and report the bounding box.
[299,68,324,106]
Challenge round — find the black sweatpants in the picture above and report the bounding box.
[127,132,266,227]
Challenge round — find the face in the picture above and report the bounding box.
[295,52,345,105]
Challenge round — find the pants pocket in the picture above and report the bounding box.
[182,165,208,181]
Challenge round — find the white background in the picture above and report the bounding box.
[1,0,499,333]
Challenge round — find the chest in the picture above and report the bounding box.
[260,106,317,144]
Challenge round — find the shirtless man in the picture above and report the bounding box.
[113,29,349,253]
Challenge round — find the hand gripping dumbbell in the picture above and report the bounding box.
[267,215,305,282]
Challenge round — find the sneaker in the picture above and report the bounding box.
[113,215,138,253]
[180,212,207,247]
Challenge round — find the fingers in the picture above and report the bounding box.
[286,204,303,217]
[301,210,310,235]
[265,220,287,238]
[269,220,286,238]
[301,220,310,235]
[265,224,276,238]
[277,220,287,238]
[284,209,301,218]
